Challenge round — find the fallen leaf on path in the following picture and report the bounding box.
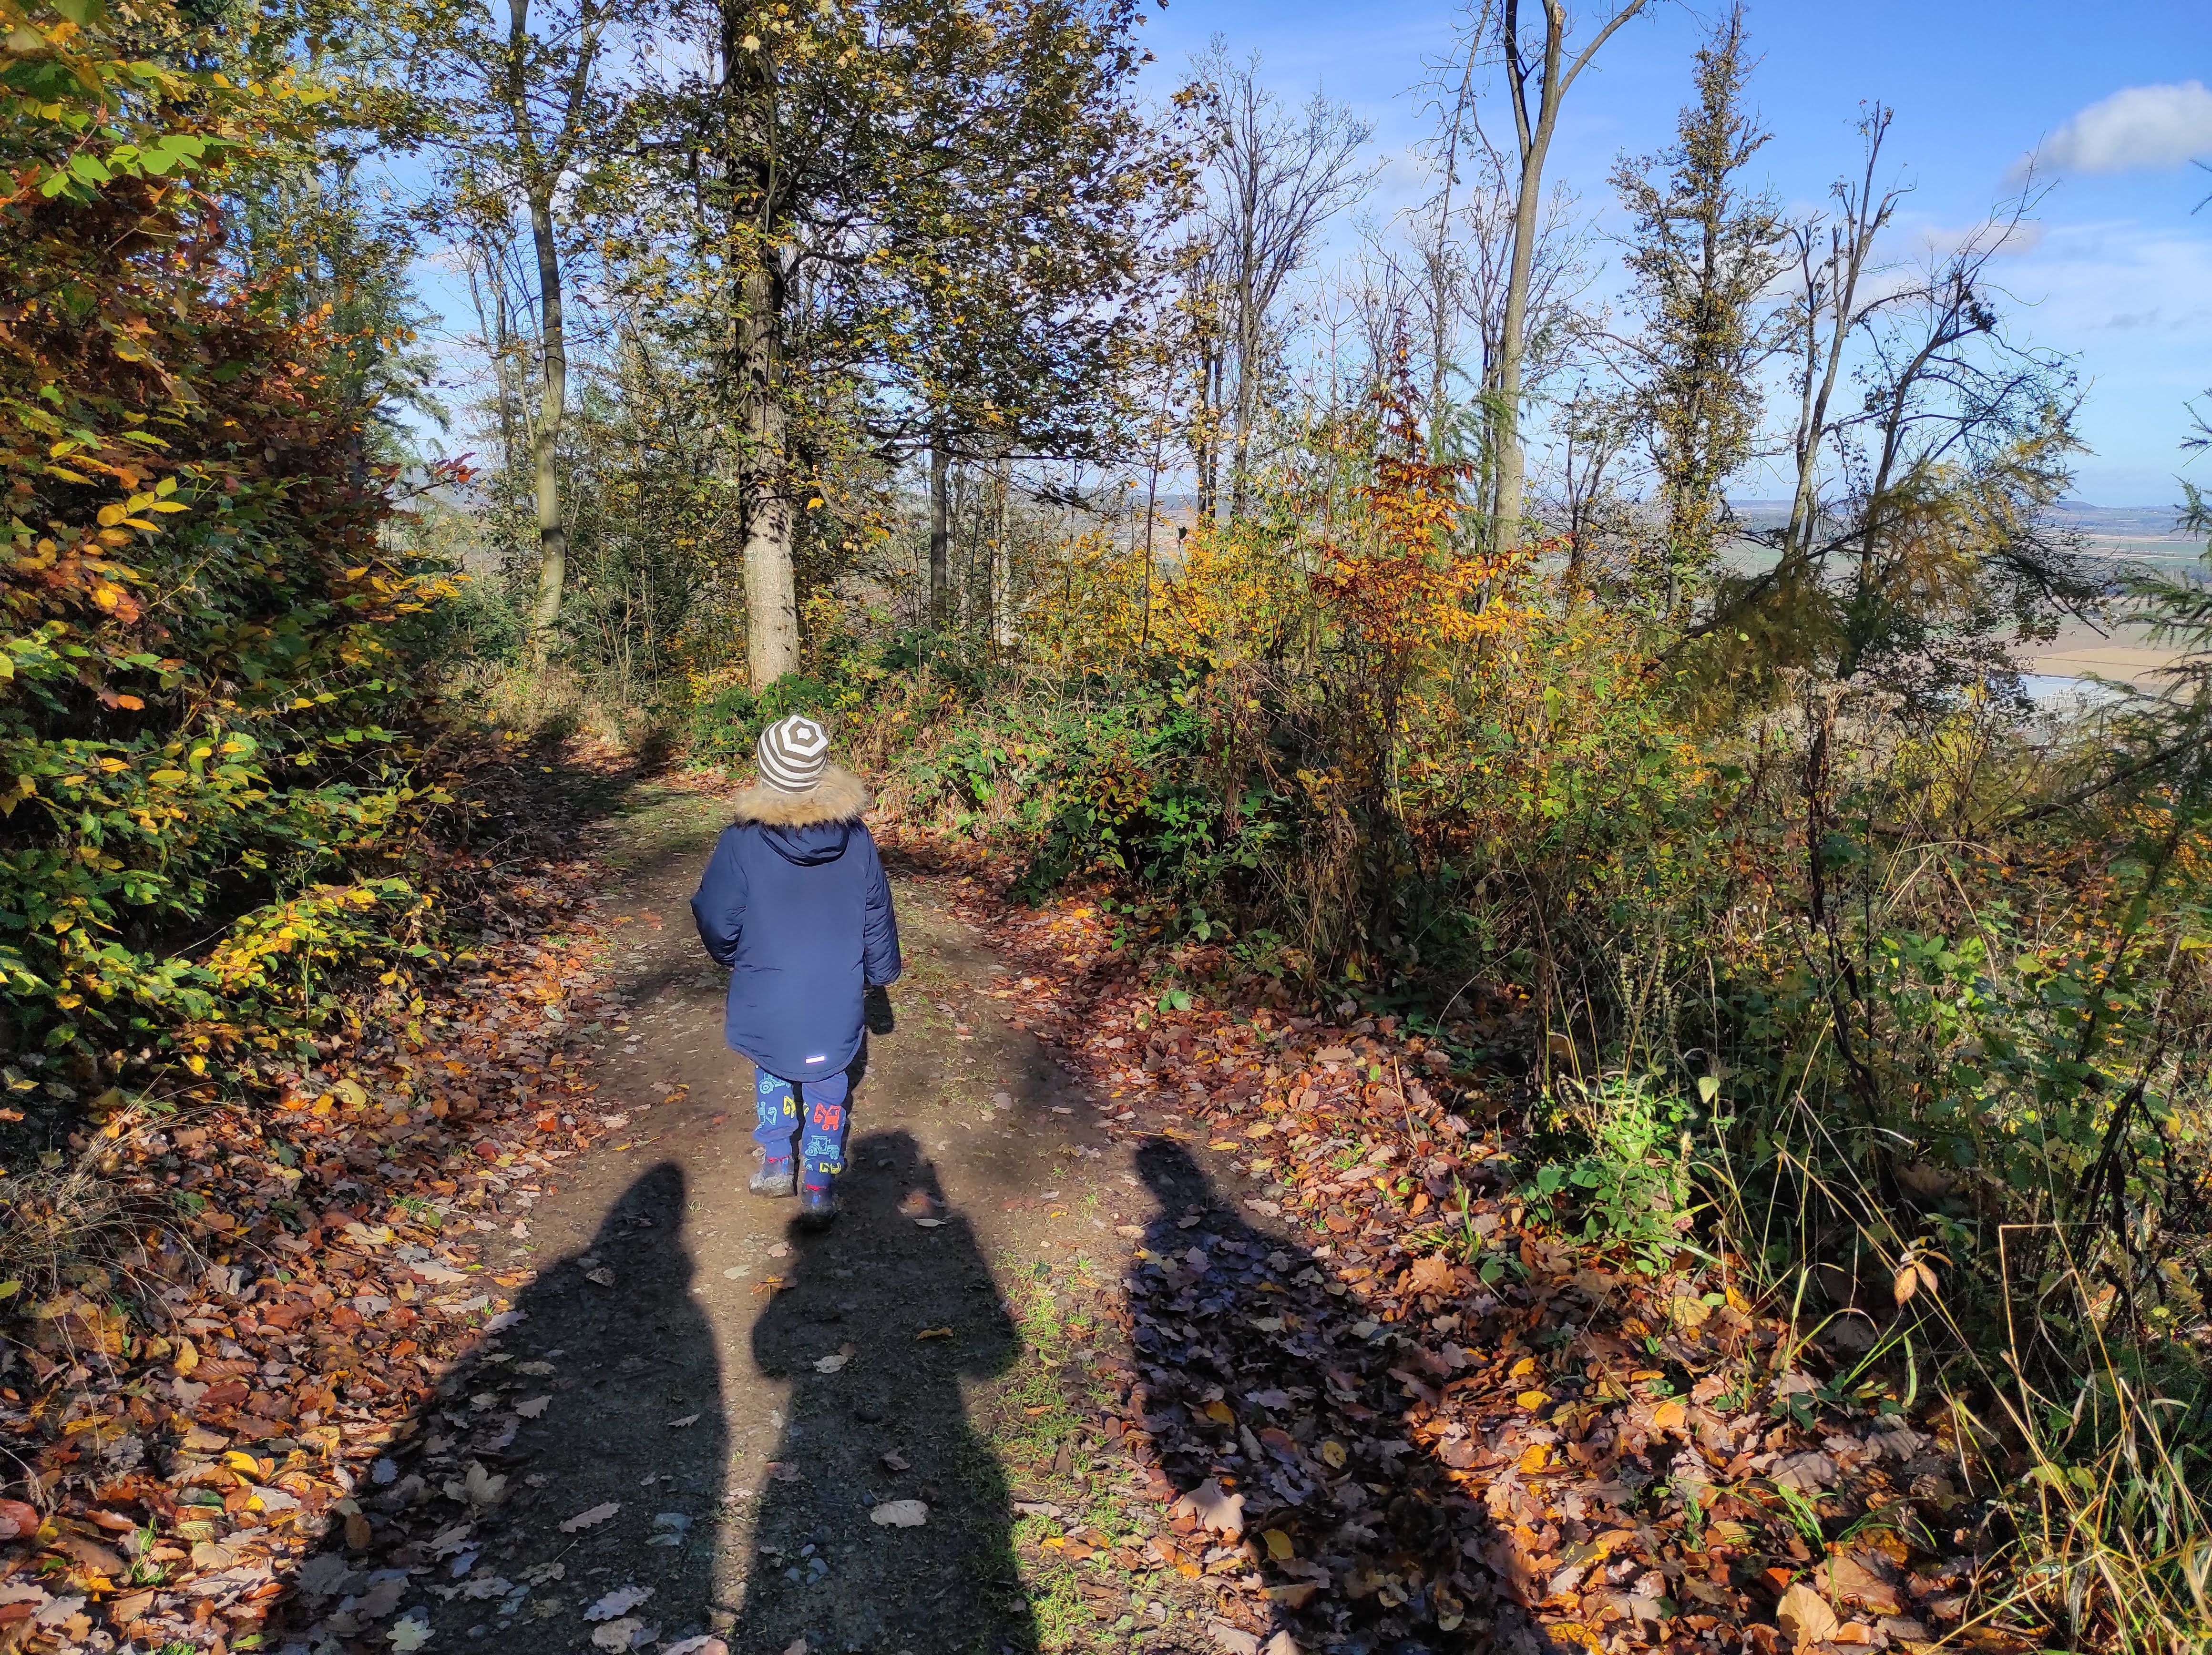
[667,1413,701,1428]
[591,1619,645,1652]
[814,1346,853,1373]
[560,1502,621,1532]
[1777,1583,1840,1651]
[1170,1479,1244,1537]
[1208,1620,1260,1655]
[870,1500,929,1528]
[913,1217,946,1228]
[662,1638,728,1655]
[444,1461,508,1508]
[916,1326,952,1339]
[517,1396,552,1419]
[585,1584,654,1621]
[881,1449,910,1471]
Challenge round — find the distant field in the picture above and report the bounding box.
[1721,500,2203,690]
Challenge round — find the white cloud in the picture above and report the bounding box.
[2025,81,2212,178]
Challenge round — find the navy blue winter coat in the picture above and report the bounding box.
[689,766,902,1083]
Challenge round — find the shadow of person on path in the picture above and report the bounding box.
[275,1162,728,1655]
[732,1128,1027,1655]
[1124,1139,1550,1655]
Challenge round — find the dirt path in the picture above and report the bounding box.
[343,783,1209,1655]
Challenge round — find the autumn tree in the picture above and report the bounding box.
[1612,5,1785,612]
[0,0,457,1062]
[1675,116,2097,706]
[403,0,620,662]
[1489,0,1652,559]
[632,0,1165,685]
[874,6,1171,628]
[1186,43,1373,525]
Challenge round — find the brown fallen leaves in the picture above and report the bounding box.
[880,826,2013,1655]
[0,786,630,1654]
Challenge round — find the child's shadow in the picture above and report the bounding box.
[735,1129,1030,1655]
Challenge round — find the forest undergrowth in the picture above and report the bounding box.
[743,402,2212,1655]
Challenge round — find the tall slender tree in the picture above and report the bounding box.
[1187,44,1373,523]
[1490,0,1651,559]
[1613,5,1786,612]
[405,0,618,661]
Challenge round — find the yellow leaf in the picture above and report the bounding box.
[1650,1399,1688,1431]
[1203,1400,1234,1426]
[1516,1389,1548,1410]
[1508,1356,1537,1379]
[1262,1529,1293,1562]
[1318,1439,1347,1468]
[1517,1444,1549,1473]
[1893,1265,1920,1307]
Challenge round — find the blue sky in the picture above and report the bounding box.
[1127,0,2212,506]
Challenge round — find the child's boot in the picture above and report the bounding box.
[796,1074,851,1227]
[751,1070,800,1199]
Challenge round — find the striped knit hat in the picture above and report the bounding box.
[756,715,831,793]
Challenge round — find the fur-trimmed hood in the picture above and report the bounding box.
[729,764,871,828]
[693,764,902,1081]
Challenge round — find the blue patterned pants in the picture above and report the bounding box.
[753,1068,851,1194]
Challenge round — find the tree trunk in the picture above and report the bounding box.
[928,441,951,626]
[525,187,569,664]
[1493,0,1649,560]
[1492,95,1557,561]
[737,255,799,688]
[1229,201,1262,521]
[991,458,1013,651]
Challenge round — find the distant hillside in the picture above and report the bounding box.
[1728,499,2203,567]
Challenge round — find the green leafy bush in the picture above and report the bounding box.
[0,1,458,1075]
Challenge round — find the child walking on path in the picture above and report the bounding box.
[691,715,902,1225]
